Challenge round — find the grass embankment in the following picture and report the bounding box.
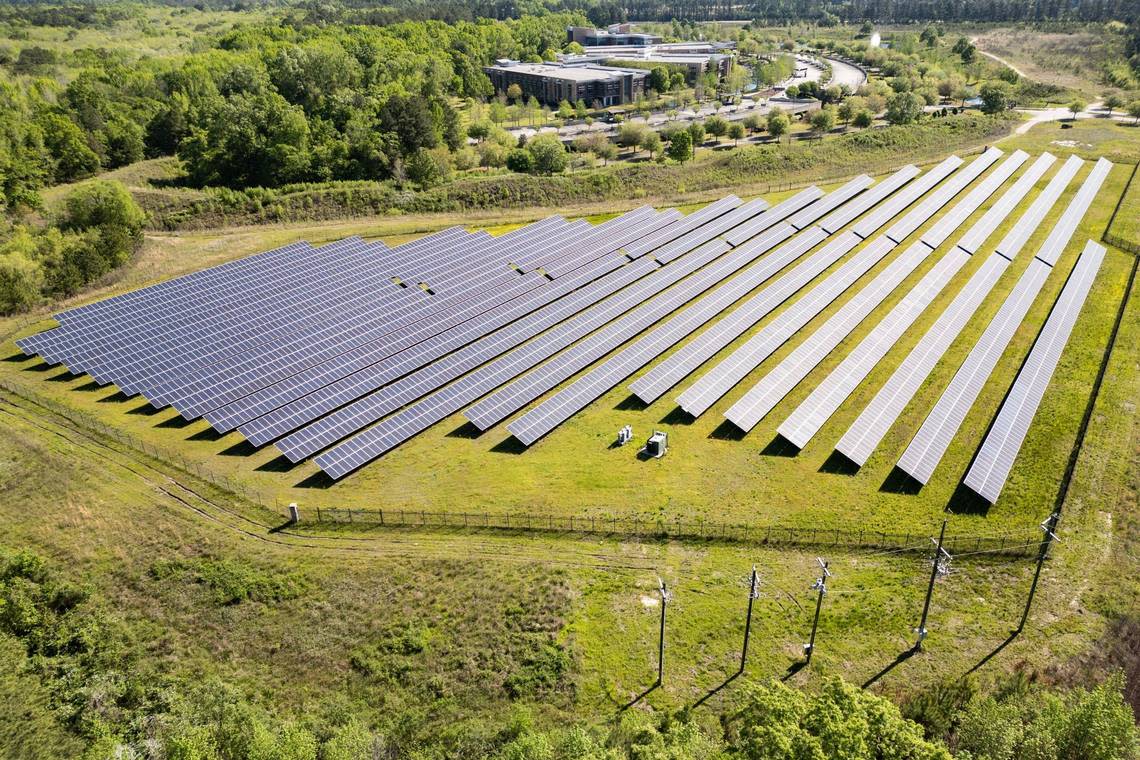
[120,113,1015,230]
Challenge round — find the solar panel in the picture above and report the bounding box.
[834,253,1010,466]
[649,197,771,264]
[722,187,822,246]
[817,166,920,234]
[882,148,1002,244]
[676,236,898,418]
[779,246,972,449]
[963,240,1105,503]
[620,196,742,259]
[156,209,660,415]
[724,240,936,432]
[787,175,873,230]
[850,156,962,239]
[1033,158,1112,267]
[994,154,1083,260]
[895,258,1053,484]
[497,224,803,445]
[954,153,1056,254]
[921,150,1029,249]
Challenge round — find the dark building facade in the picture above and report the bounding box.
[484,62,648,107]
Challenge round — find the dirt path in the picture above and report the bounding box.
[970,37,1026,78]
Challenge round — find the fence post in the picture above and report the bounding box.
[317,505,322,522]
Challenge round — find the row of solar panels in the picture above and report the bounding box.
[17,150,1112,505]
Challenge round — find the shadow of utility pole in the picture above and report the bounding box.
[862,646,919,689]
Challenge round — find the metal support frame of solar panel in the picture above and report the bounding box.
[186,200,764,425]
[618,196,742,260]
[267,196,820,456]
[773,152,1039,450]
[164,207,688,418]
[786,176,873,230]
[963,240,1105,503]
[496,176,876,446]
[236,197,779,444]
[892,159,1109,485]
[721,149,1009,432]
[816,165,921,235]
[849,157,964,240]
[834,154,1077,467]
[628,162,944,407]
[309,235,739,472]
[119,217,605,401]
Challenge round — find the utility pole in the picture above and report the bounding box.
[738,566,760,674]
[915,520,950,652]
[1016,511,1061,634]
[656,578,669,686]
[804,558,830,665]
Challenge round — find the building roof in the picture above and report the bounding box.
[485,62,646,83]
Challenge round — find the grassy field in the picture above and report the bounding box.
[2,121,1133,538]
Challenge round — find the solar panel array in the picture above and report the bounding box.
[14,151,1113,496]
[963,240,1105,502]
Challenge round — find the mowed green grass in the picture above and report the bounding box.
[1,122,1136,542]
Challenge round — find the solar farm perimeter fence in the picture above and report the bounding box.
[2,375,1042,558]
[309,506,1042,558]
[1102,161,1140,255]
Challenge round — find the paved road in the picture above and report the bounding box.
[823,56,867,90]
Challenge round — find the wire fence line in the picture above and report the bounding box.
[2,376,1041,559]
[1102,161,1140,255]
[310,506,1041,558]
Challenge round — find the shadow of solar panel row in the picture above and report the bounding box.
[834,154,1076,468]
[240,251,644,446]
[501,178,877,445]
[627,168,922,406]
[994,154,1083,260]
[266,254,666,456]
[176,208,684,421]
[723,149,1008,433]
[125,216,597,401]
[895,157,1111,485]
[787,152,1043,454]
[964,240,1105,503]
